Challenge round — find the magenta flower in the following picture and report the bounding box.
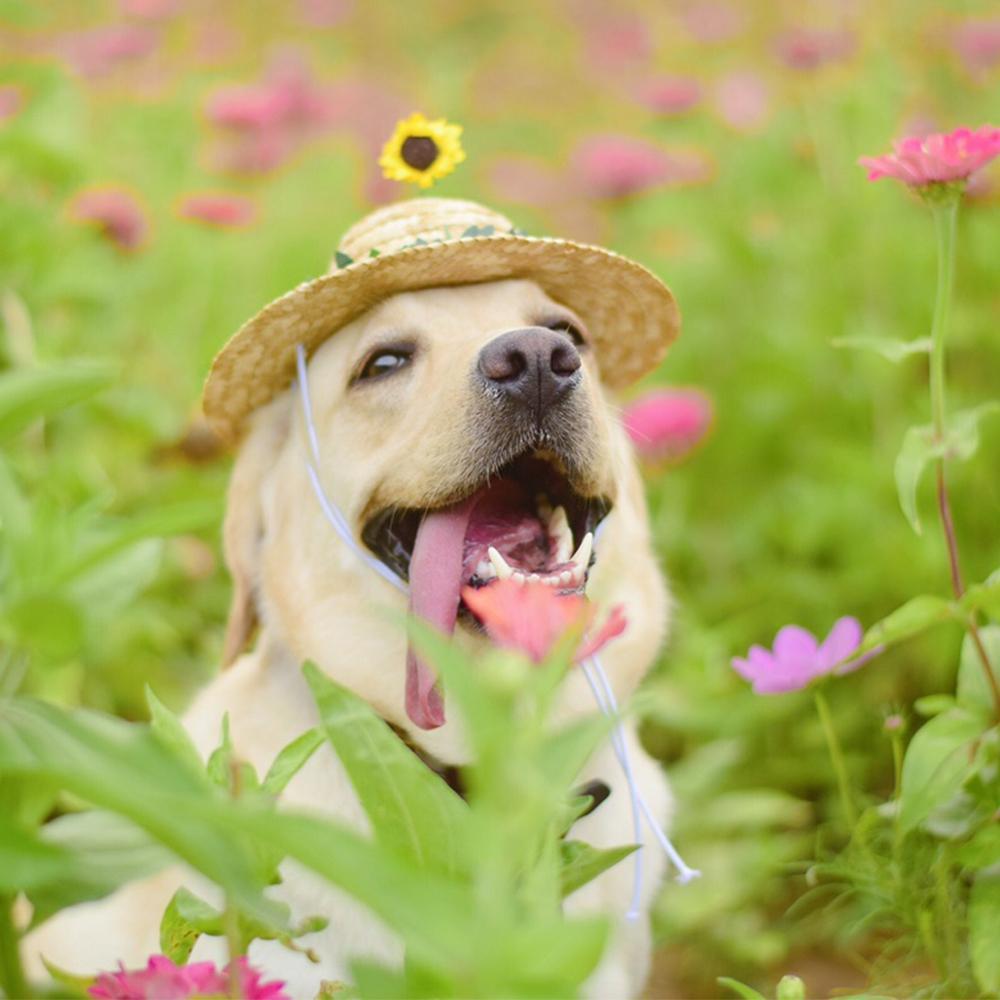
[461,579,626,665]
[951,17,1000,78]
[89,955,288,1000]
[70,187,148,251]
[683,1,746,43]
[0,85,23,123]
[622,388,713,462]
[859,126,1000,187]
[59,24,159,79]
[635,75,702,116]
[575,134,713,198]
[774,27,855,71]
[712,70,772,132]
[178,193,257,228]
[732,618,875,695]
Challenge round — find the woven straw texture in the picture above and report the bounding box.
[203,198,680,440]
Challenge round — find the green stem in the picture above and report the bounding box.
[0,896,31,1000]
[926,196,1000,719]
[928,197,957,443]
[813,688,856,829]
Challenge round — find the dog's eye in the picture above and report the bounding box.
[356,347,414,383]
[543,318,588,348]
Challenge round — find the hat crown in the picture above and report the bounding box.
[333,197,515,270]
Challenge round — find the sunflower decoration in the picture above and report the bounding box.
[379,112,466,189]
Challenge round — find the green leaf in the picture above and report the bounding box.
[832,335,931,362]
[159,887,223,964]
[717,976,767,999]
[857,595,956,656]
[146,686,205,778]
[970,872,1000,993]
[3,593,85,659]
[334,251,354,268]
[0,361,116,439]
[899,708,986,833]
[914,694,957,717]
[28,810,172,927]
[0,814,75,892]
[559,840,637,897]
[963,574,1000,623]
[219,806,477,972]
[40,956,95,998]
[0,698,278,928]
[303,663,467,876]
[261,727,324,797]
[895,404,1000,534]
[955,825,1000,869]
[957,626,1000,715]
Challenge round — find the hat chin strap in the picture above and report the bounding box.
[293,343,699,916]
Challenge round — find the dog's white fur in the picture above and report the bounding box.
[26,280,672,998]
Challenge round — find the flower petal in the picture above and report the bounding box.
[819,616,862,669]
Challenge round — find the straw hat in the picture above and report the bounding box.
[203,197,681,441]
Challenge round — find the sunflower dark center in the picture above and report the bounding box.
[401,135,439,170]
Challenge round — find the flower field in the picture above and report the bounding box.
[1,1,999,997]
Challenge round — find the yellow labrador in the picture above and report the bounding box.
[27,278,672,998]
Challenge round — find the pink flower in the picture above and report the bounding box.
[118,0,182,18]
[296,0,355,28]
[575,134,712,198]
[204,49,338,174]
[774,27,855,71]
[0,85,23,123]
[713,70,772,132]
[178,192,257,228]
[635,75,702,115]
[951,17,1000,78]
[70,187,148,251]
[59,24,159,79]
[584,11,652,73]
[732,618,876,695]
[622,389,713,462]
[859,126,1000,187]
[683,1,746,43]
[89,955,288,1000]
[461,580,626,665]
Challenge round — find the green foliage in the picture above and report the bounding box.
[894,404,1000,534]
[0,1,999,996]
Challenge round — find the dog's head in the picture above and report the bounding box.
[223,278,667,749]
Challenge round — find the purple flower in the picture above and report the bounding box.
[732,617,875,695]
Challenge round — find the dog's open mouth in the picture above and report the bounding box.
[362,453,610,596]
[361,451,611,730]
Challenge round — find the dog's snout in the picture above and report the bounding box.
[477,327,581,414]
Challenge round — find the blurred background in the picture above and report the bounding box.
[1,0,998,995]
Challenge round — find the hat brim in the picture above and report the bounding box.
[202,233,680,440]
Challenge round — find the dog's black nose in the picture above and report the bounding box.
[477,327,581,415]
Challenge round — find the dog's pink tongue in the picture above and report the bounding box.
[406,494,479,730]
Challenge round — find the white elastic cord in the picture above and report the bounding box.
[295,344,407,594]
[579,658,646,921]
[294,342,698,917]
[588,654,701,886]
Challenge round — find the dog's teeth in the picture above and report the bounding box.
[569,562,585,583]
[559,570,572,586]
[488,547,514,580]
[536,493,552,519]
[512,571,526,585]
[548,505,573,563]
[570,532,593,570]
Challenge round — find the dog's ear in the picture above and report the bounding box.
[221,399,290,666]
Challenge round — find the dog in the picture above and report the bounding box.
[26,201,678,999]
